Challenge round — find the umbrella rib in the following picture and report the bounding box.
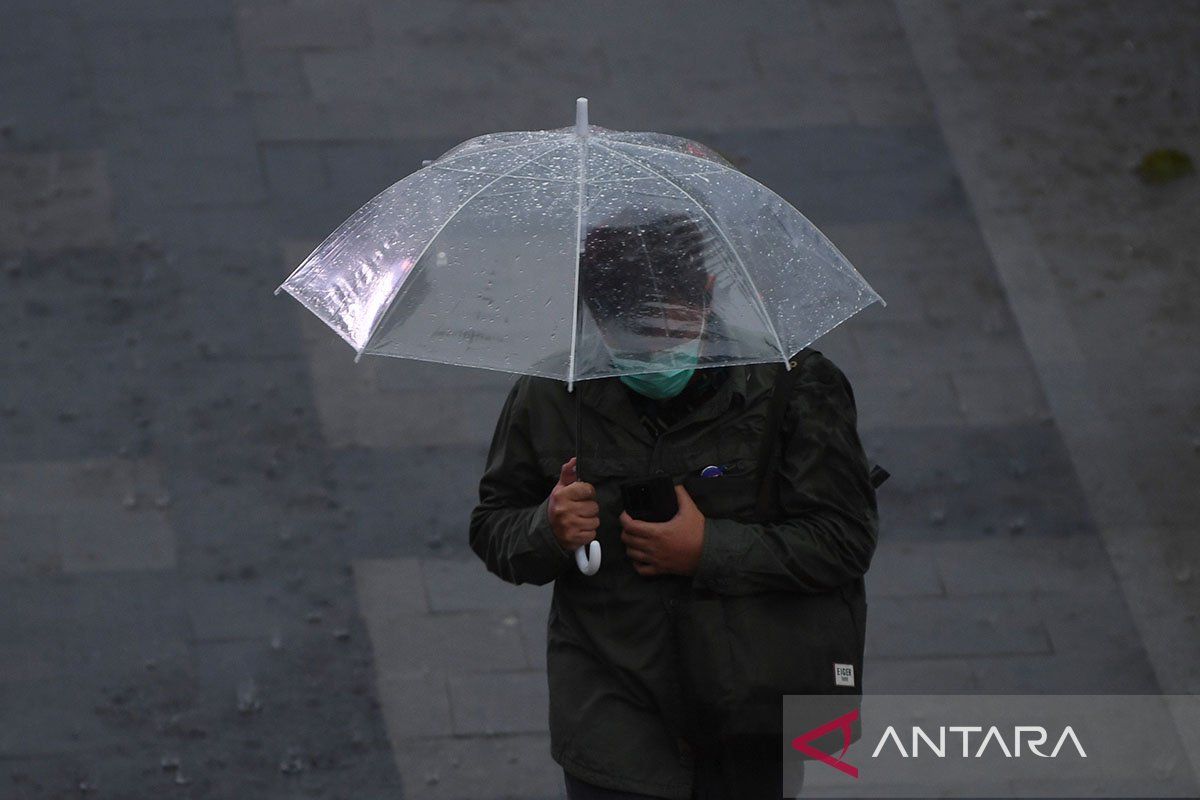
[431,135,570,168]
[357,139,574,357]
[594,141,789,364]
[589,171,728,184]
[427,164,575,183]
[567,135,588,389]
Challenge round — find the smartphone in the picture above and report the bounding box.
[620,474,679,523]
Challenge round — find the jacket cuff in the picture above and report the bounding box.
[691,517,754,593]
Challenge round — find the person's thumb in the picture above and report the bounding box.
[558,456,577,487]
[674,483,698,514]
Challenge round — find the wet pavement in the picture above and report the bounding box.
[1,1,1196,798]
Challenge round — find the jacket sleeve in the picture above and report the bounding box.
[469,376,574,586]
[690,355,879,596]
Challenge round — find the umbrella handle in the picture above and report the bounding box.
[574,540,601,575]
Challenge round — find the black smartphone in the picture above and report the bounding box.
[620,474,679,523]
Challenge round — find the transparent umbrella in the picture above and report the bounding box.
[274,98,885,575]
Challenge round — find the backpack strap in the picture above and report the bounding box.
[753,349,889,523]
[754,349,819,522]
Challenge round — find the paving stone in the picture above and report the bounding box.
[0,572,190,683]
[188,637,279,702]
[810,0,935,125]
[971,649,1160,692]
[353,558,429,618]
[234,46,309,97]
[1033,588,1149,656]
[107,151,267,209]
[75,2,233,21]
[362,1,843,135]
[330,445,486,562]
[124,203,279,253]
[699,126,970,226]
[0,17,95,148]
[390,732,564,800]
[866,594,1054,659]
[0,458,177,573]
[376,667,454,739]
[185,580,289,641]
[251,96,398,142]
[302,49,386,104]
[104,110,260,159]
[853,362,966,429]
[862,421,1096,544]
[365,609,529,677]
[86,18,242,112]
[422,558,553,614]
[261,143,327,200]
[236,0,370,50]
[934,534,1119,597]
[515,604,551,671]
[293,305,514,448]
[0,673,117,756]
[323,140,443,202]
[0,512,62,576]
[950,363,1052,426]
[447,670,549,736]
[865,658,978,692]
[866,540,943,598]
[0,151,114,254]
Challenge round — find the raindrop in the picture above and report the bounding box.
[236,678,262,715]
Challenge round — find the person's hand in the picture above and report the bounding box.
[547,457,600,552]
[619,484,705,577]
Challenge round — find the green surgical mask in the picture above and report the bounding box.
[607,332,704,400]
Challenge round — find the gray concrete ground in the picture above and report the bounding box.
[0,1,1195,798]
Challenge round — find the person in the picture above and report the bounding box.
[468,211,878,799]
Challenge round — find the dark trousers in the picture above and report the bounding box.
[563,739,805,800]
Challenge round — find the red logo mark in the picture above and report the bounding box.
[791,709,860,778]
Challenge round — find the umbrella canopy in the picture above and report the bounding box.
[275,98,886,576]
[274,99,885,390]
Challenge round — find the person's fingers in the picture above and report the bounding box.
[566,529,597,548]
[573,500,600,518]
[618,511,658,535]
[561,480,596,501]
[673,483,698,515]
[632,559,658,577]
[569,514,600,532]
[558,457,577,487]
[623,542,652,562]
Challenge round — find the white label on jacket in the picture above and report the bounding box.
[834,663,855,687]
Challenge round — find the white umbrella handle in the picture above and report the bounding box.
[574,540,601,575]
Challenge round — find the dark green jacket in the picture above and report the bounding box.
[468,352,878,798]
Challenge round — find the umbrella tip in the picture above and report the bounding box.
[575,97,588,137]
[354,351,363,364]
[273,286,282,296]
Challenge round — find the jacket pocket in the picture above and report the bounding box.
[681,464,762,522]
